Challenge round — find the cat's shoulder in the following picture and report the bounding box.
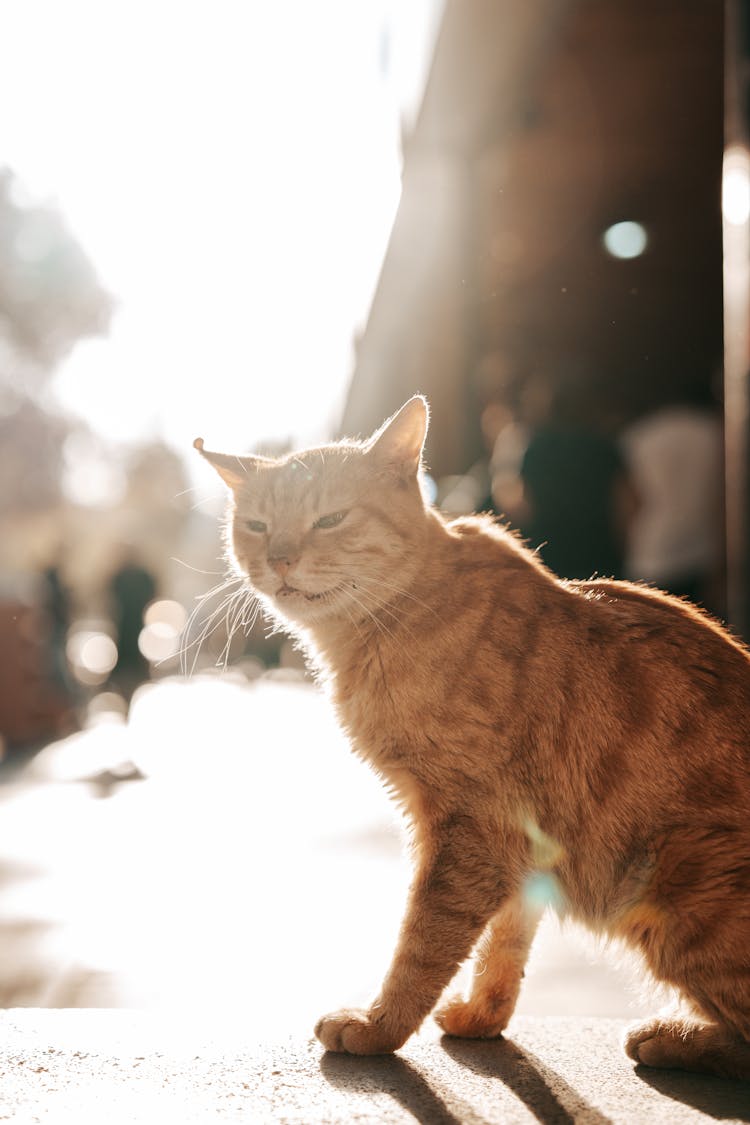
[445,513,501,537]
[444,512,552,573]
[445,513,530,551]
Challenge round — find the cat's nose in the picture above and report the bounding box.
[268,553,298,578]
[269,557,290,578]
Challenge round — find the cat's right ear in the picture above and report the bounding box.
[193,438,268,490]
[365,396,429,477]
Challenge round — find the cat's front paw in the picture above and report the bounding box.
[314,1008,404,1055]
[434,992,510,1039]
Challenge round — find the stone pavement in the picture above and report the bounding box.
[1,1009,749,1123]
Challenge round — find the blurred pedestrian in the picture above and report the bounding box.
[40,560,72,695]
[620,400,724,612]
[517,370,637,580]
[108,554,157,698]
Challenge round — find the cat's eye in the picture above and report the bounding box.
[313,510,347,530]
[245,519,267,534]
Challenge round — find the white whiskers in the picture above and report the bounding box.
[179,573,262,674]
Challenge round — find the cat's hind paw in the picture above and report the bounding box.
[623,1017,666,1065]
[314,1008,404,1055]
[624,1016,750,1079]
[434,993,510,1039]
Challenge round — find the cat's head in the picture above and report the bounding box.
[195,396,431,629]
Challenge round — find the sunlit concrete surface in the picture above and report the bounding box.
[0,675,652,1026]
[2,1010,749,1124]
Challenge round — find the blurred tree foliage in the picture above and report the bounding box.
[0,168,112,381]
[0,167,113,512]
[0,399,71,514]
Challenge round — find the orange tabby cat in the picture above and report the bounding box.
[196,396,750,1079]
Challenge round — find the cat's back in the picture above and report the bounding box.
[570,576,750,677]
[442,529,750,782]
[567,577,750,761]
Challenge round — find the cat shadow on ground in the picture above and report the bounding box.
[319,1052,472,1125]
[440,1035,610,1124]
[443,1035,750,1123]
[319,1035,609,1125]
[633,1064,750,1122]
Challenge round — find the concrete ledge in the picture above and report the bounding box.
[1,1010,748,1123]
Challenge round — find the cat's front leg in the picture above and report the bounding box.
[435,892,540,1039]
[315,831,514,1055]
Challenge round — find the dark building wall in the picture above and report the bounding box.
[342,0,724,475]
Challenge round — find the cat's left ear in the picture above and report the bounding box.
[193,438,270,490]
[366,396,429,477]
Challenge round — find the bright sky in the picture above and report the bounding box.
[0,1,441,463]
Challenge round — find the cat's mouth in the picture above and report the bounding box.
[276,582,337,603]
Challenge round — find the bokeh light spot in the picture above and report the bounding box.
[66,630,118,686]
[602,220,648,259]
[138,623,180,663]
[144,599,187,631]
[138,600,187,663]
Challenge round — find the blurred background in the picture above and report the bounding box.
[0,0,746,1030]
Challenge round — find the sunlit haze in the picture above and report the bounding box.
[0,1,441,462]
